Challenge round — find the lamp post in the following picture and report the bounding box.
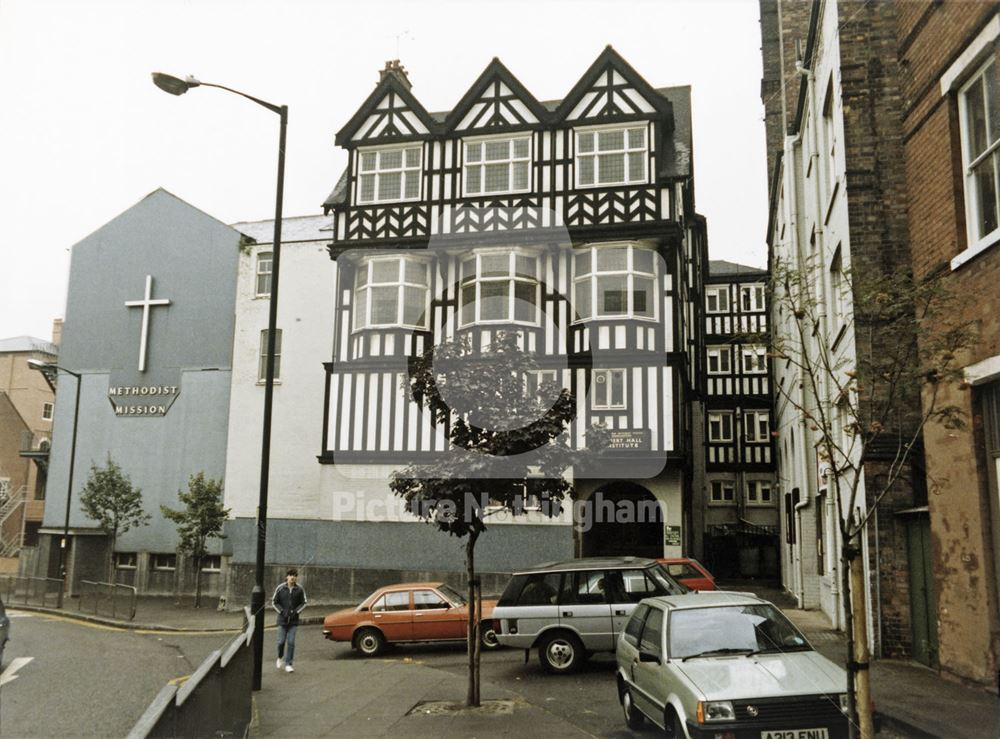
[27,360,81,609]
[152,72,286,691]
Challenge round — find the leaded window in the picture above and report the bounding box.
[573,244,656,321]
[357,146,422,204]
[460,250,539,326]
[464,136,531,195]
[575,126,648,187]
[353,257,429,330]
[591,369,626,410]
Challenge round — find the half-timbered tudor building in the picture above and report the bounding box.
[695,260,778,579]
[320,48,707,574]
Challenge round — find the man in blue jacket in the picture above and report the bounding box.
[272,568,307,672]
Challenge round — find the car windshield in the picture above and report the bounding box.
[669,604,810,659]
[436,584,467,606]
[650,565,690,595]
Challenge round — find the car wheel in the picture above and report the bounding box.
[621,685,645,730]
[480,622,500,650]
[355,627,385,657]
[664,707,685,738]
[538,632,584,673]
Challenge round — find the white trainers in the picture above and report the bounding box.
[285,664,294,673]
[276,658,284,670]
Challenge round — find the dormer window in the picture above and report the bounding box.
[573,244,656,321]
[353,256,430,330]
[575,125,648,187]
[357,145,422,204]
[464,136,531,196]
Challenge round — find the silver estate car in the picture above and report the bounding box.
[616,592,849,739]
[493,556,687,673]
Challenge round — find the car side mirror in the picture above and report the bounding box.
[639,650,661,664]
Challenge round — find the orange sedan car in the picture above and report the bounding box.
[323,582,500,657]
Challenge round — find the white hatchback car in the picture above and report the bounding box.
[616,592,849,739]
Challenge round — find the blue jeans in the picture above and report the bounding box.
[277,624,298,665]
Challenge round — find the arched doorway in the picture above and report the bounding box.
[580,482,664,559]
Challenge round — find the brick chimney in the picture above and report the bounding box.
[379,60,411,91]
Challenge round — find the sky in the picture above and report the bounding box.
[0,0,768,341]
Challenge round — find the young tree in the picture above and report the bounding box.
[390,332,602,707]
[769,260,974,739]
[79,454,150,582]
[161,472,230,608]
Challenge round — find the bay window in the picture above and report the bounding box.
[464,136,531,195]
[357,145,422,204]
[575,125,648,187]
[460,250,539,325]
[354,257,430,330]
[573,244,656,321]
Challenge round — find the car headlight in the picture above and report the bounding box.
[839,694,850,713]
[697,700,735,723]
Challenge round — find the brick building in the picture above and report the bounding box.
[760,0,927,663]
[895,0,1000,690]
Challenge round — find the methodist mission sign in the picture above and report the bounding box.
[109,273,180,417]
[108,384,179,416]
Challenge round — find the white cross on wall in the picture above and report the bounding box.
[125,274,171,372]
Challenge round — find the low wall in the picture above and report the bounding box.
[127,608,253,739]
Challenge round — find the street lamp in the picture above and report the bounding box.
[153,72,286,691]
[27,359,81,609]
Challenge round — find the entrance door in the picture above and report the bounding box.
[581,483,663,559]
[906,517,938,667]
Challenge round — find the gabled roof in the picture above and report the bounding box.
[443,57,550,132]
[0,336,59,355]
[554,45,674,123]
[335,73,438,146]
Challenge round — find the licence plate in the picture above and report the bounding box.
[761,731,829,739]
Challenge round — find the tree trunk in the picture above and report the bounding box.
[841,539,858,739]
[850,546,875,738]
[465,531,480,707]
[194,553,203,609]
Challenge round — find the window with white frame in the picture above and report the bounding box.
[959,56,1000,248]
[742,345,768,374]
[829,247,846,327]
[42,402,53,420]
[255,251,273,297]
[115,552,137,570]
[573,244,655,321]
[706,286,729,313]
[707,412,734,442]
[746,480,774,506]
[707,346,732,375]
[709,479,736,505]
[575,125,648,187]
[744,411,771,442]
[464,136,531,195]
[822,76,838,200]
[151,553,176,571]
[357,145,422,204]
[525,369,559,399]
[354,257,429,330]
[200,555,222,572]
[740,284,765,312]
[591,369,626,410]
[258,329,282,383]
[460,251,539,325]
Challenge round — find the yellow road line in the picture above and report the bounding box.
[168,675,190,686]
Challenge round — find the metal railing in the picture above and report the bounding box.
[78,579,138,621]
[0,575,63,608]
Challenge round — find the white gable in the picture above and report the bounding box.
[566,67,657,121]
[353,90,430,141]
[453,80,541,131]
